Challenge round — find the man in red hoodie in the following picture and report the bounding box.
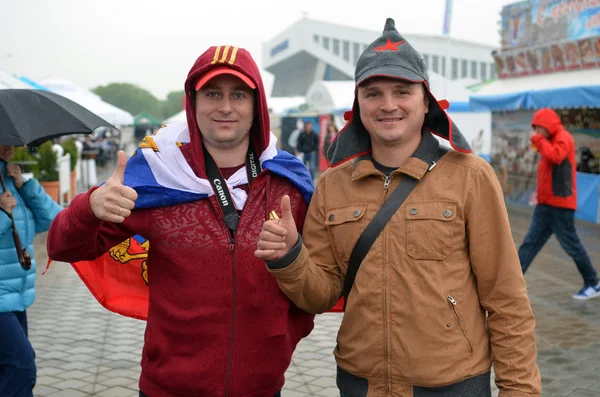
[519,108,600,300]
[47,45,315,396]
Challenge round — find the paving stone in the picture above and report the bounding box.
[99,377,138,388]
[316,387,343,397]
[567,390,600,397]
[33,384,60,396]
[50,379,91,390]
[46,389,90,397]
[95,386,138,397]
[37,367,65,377]
[36,375,63,386]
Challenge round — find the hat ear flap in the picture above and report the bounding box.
[422,88,471,153]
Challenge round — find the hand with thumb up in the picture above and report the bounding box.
[89,150,138,223]
[255,195,299,262]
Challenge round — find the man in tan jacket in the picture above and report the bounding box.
[255,18,541,397]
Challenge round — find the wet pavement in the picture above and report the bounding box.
[27,157,600,396]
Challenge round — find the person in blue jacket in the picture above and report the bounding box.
[0,145,62,397]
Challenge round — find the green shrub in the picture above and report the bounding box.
[35,141,59,182]
[61,138,78,172]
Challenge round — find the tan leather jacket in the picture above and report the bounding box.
[269,133,541,397]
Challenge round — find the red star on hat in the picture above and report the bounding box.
[373,38,405,53]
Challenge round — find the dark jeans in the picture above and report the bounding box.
[0,311,36,397]
[519,204,598,287]
[140,391,281,397]
[302,151,316,179]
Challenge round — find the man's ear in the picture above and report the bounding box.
[422,84,430,113]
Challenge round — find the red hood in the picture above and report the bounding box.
[183,45,271,178]
[531,108,563,137]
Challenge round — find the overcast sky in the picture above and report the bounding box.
[1,0,516,99]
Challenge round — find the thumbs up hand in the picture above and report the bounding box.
[89,151,139,223]
[255,195,299,262]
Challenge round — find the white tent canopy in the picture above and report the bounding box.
[470,68,600,111]
[164,109,186,124]
[305,72,474,114]
[40,77,135,127]
[472,68,600,97]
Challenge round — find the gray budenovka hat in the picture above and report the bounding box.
[327,18,472,166]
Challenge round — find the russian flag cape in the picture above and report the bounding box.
[69,123,322,320]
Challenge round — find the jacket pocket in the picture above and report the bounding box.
[446,294,473,353]
[325,204,368,264]
[405,201,457,260]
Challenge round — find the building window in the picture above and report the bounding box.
[490,63,497,78]
[432,55,439,73]
[343,40,350,61]
[353,42,360,64]
[313,34,319,44]
[322,37,330,50]
[451,58,458,79]
[480,62,487,80]
[423,54,430,69]
[461,59,468,78]
[333,39,340,55]
[441,57,447,77]
[471,60,477,79]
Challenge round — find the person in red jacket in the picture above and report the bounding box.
[519,108,599,300]
[46,45,315,397]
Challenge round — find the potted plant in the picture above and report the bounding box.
[35,141,60,203]
[61,138,79,199]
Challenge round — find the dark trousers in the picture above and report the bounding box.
[302,151,316,179]
[519,204,598,287]
[0,311,36,397]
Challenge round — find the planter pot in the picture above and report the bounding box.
[40,180,60,204]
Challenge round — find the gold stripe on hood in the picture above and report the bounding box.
[220,45,231,63]
[228,47,239,65]
[211,46,222,64]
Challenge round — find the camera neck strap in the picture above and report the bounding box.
[203,144,262,234]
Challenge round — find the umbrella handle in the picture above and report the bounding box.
[12,228,31,270]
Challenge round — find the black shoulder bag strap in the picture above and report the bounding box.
[343,145,450,310]
[204,144,261,237]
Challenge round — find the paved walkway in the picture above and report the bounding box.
[28,202,600,397]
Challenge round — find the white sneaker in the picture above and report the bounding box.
[572,283,600,300]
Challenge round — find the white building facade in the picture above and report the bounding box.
[262,17,498,98]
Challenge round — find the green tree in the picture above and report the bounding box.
[161,90,185,120]
[92,83,163,119]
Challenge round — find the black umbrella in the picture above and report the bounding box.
[0,89,113,269]
[0,89,114,147]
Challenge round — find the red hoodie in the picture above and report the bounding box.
[530,108,577,210]
[47,46,314,397]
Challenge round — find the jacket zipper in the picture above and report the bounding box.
[224,231,236,397]
[447,295,473,353]
[223,174,260,397]
[383,175,393,190]
[382,175,391,394]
